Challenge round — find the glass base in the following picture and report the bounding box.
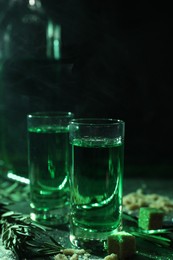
[70,224,122,252]
[30,205,69,227]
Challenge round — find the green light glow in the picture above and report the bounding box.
[54,25,61,59]
[7,171,30,184]
[48,157,55,179]
[46,21,61,59]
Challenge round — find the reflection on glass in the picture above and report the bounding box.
[47,20,61,60]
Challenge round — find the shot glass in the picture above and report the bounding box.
[27,111,74,226]
[69,118,125,248]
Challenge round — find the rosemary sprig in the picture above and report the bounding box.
[1,211,64,258]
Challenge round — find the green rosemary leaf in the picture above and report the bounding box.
[2,211,17,217]
[142,228,173,235]
[131,231,171,247]
[43,242,63,250]
[123,212,138,223]
[30,221,48,231]
[17,231,31,236]
[49,235,64,246]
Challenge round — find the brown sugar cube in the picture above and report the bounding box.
[107,231,136,259]
[138,207,164,230]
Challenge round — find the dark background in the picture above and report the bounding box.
[0,0,172,177]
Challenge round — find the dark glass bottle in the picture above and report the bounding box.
[0,0,66,180]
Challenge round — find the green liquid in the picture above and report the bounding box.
[70,137,124,243]
[28,126,70,224]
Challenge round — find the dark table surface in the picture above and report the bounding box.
[1,177,173,259]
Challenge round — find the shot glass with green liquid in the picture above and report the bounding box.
[27,111,74,226]
[69,118,125,248]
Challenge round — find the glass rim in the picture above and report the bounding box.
[70,118,125,126]
[27,111,74,119]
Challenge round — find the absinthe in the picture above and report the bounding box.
[70,137,124,232]
[28,126,70,211]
